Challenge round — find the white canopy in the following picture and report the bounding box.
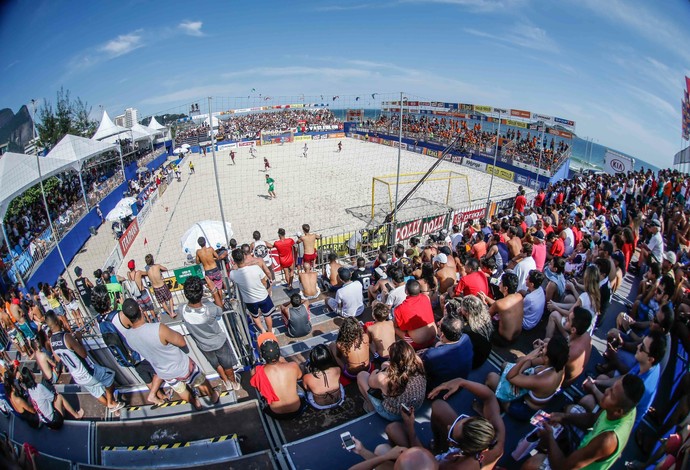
[46,134,118,171]
[0,149,110,221]
[131,122,162,138]
[148,116,165,130]
[92,110,130,142]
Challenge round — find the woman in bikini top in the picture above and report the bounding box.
[303,345,342,407]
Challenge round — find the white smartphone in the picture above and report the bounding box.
[341,432,356,451]
[401,404,411,414]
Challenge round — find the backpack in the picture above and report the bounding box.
[123,279,141,298]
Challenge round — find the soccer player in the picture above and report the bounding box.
[264,157,271,172]
[337,141,342,152]
[265,174,276,199]
[249,145,257,158]
[302,143,308,158]
[229,150,236,165]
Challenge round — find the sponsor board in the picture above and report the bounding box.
[217,143,237,150]
[531,113,554,124]
[506,119,528,129]
[604,150,634,175]
[515,174,529,185]
[496,197,515,211]
[449,155,463,164]
[395,213,449,242]
[136,200,152,225]
[554,117,575,127]
[510,109,531,118]
[547,129,573,139]
[238,141,256,147]
[119,218,140,257]
[369,137,380,144]
[329,132,346,138]
[492,107,509,115]
[486,165,515,181]
[461,158,487,172]
[294,135,312,141]
[474,105,492,113]
[452,207,486,226]
[424,148,440,158]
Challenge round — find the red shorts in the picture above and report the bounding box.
[279,258,294,269]
[303,252,317,264]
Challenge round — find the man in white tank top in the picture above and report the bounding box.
[120,300,219,410]
[46,312,125,414]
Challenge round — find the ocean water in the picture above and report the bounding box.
[332,108,661,172]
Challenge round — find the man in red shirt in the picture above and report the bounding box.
[454,258,490,298]
[514,190,527,214]
[273,228,296,288]
[533,189,545,208]
[393,280,437,350]
[547,231,565,260]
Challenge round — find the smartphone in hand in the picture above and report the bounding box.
[341,432,356,451]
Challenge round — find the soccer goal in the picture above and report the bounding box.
[371,170,471,219]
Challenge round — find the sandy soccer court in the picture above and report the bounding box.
[67,137,520,277]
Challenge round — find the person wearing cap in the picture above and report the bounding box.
[433,253,456,297]
[661,251,677,281]
[638,218,664,271]
[119,299,218,410]
[124,259,157,322]
[531,231,547,272]
[250,332,304,419]
[73,266,95,315]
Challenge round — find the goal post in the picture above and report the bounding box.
[371,170,471,219]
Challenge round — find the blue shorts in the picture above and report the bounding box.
[506,398,536,421]
[245,296,275,318]
[368,393,402,422]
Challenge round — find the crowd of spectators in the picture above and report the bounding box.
[360,113,571,173]
[3,140,690,468]
[175,109,340,144]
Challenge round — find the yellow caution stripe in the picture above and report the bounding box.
[101,434,236,452]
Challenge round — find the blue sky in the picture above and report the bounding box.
[1,0,688,168]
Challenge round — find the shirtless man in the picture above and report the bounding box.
[144,254,176,319]
[250,332,304,418]
[125,260,156,322]
[196,237,223,306]
[559,307,592,385]
[241,244,274,296]
[298,262,320,300]
[324,253,343,290]
[478,272,523,345]
[506,227,523,261]
[433,253,456,297]
[298,224,321,268]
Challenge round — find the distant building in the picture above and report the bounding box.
[114,114,126,127]
[125,108,139,128]
[24,137,40,156]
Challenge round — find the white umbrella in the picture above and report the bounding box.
[181,143,191,149]
[173,147,184,154]
[105,197,137,221]
[180,220,233,254]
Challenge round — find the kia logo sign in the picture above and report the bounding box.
[610,159,625,172]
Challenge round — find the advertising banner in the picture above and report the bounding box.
[238,141,256,147]
[493,107,509,115]
[510,109,531,118]
[515,174,529,185]
[395,213,449,242]
[486,165,515,181]
[603,150,634,175]
[554,117,575,127]
[369,137,380,144]
[329,132,346,138]
[449,155,463,164]
[119,218,140,257]
[474,105,492,113]
[217,143,237,150]
[531,113,554,124]
[294,135,312,141]
[462,158,487,172]
[506,119,528,129]
[136,200,152,225]
[452,207,486,226]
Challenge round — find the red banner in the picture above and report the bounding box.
[452,207,486,226]
[510,109,531,118]
[119,218,140,257]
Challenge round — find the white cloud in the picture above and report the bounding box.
[401,0,526,12]
[574,0,690,63]
[463,21,558,52]
[99,32,143,58]
[179,20,204,37]
[623,84,679,121]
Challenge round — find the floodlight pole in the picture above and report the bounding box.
[208,97,231,247]
[486,110,502,208]
[535,123,545,189]
[392,92,404,227]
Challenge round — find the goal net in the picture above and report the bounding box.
[259,129,295,146]
[371,170,471,221]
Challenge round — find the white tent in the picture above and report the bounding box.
[46,134,118,171]
[148,116,165,130]
[204,115,219,128]
[0,148,111,221]
[92,110,130,142]
[131,122,162,139]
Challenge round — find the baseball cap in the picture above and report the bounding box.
[649,219,661,227]
[127,260,135,270]
[663,251,677,265]
[433,253,448,264]
[257,332,280,363]
[533,231,545,240]
[74,266,82,276]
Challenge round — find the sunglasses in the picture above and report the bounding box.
[448,414,470,447]
[638,343,649,355]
